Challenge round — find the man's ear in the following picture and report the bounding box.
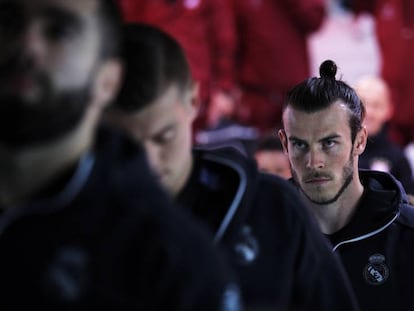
[353,126,368,156]
[188,81,201,120]
[278,129,289,154]
[93,59,123,110]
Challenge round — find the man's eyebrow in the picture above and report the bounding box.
[288,134,341,142]
[319,134,341,142]
[288,136,306,142]
[40,6,82,27]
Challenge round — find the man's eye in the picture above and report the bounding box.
[154,130,175,144]
[44,21,79,40]
[292,141,307,150]
[323,140,336,148]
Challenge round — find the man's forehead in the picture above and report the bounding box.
[284,104,351,137]
[285,102,349,122]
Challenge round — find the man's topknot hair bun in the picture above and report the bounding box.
[319,60,337,80]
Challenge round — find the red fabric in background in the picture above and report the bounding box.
[117,0,237,98]
[353,0,414,145]
[233,0,326,132]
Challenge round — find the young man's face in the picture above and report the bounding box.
[279,101,365,205]
[0,0,109,148]
[110,84,198,196]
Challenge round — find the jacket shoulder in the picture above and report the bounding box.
[397,204,414,229]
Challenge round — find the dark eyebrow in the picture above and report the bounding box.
[319,134,341,143]
[288,134,341,143]
[288,136,306,143]
[40,6,82,29]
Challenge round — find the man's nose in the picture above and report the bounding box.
[21,22,46,66]
[144,143,163,172]
[305,147,325,169]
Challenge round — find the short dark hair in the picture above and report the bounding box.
[283,60,365,142]
[97,0,123,59]
[114,23,192,113]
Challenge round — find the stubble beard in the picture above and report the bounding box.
[0,71,92,149]
[292,154,354,205]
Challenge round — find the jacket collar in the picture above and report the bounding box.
[328,170,405,247]
[179,147,257,244]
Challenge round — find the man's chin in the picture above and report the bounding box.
[308,197,334,205]
[300,187,334,205]
[0,106,85,150]
[0,85,91,149]
[303,188,343,205]
[160,176,171,189]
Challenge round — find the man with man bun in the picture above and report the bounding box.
[280,59,414,310]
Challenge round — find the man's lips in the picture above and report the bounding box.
[154,171,168,181]
[304,177,331,184]
[10,74,35,90]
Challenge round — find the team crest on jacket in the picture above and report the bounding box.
[363,254,389,285]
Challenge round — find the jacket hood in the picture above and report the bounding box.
[191,146,259,244]
[329,169,408,247]
[359,169,409,205]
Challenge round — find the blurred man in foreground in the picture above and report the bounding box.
[0,0,240,309]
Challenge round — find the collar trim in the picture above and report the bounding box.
[333,211,399,251]
[201,153,247,244]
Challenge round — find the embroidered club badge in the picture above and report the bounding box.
[363,253,389,285]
